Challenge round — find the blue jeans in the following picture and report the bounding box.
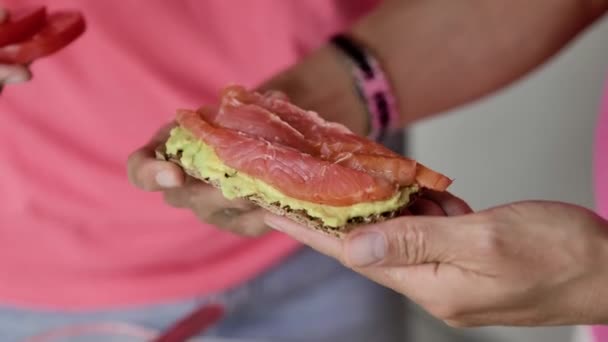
[0,247,406,341]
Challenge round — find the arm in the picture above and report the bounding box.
[258,0,608,326]
[266,0,608,133]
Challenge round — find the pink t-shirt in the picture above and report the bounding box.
[592,80,608,341]
[0,0,378,309]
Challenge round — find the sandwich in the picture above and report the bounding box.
[156,85,452,237]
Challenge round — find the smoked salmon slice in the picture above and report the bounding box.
[215,98,316,155]
[218,85,450,190]
[337,153,418,187]
[176,110,398,206]
[175,85,451,206]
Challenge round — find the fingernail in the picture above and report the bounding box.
[155,170,178,188]
[347,232,386,267]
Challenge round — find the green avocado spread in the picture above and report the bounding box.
[165,127,417,227]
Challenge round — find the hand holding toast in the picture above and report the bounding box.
[265,199,608,327]
[127,123,272,237]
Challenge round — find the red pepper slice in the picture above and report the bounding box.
[0,11,85,64]
[0,6,47,47]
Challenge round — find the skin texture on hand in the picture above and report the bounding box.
[263,198,608,327]
[126,123,270,236]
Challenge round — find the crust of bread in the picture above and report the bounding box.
[156,144,418,238]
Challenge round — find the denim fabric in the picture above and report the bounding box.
[0,247,406,342]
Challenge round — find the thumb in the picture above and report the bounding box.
[343,215,470,267]
[0,64,31,85]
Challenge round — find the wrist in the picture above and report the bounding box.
[258,46,369,136]
[329,33,401,141]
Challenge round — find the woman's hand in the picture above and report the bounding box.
[127,123,271,237]
[0,8,31,92]
[127,41,369,238]
[264,196,608,327]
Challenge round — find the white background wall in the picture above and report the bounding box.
[405,16,608,342]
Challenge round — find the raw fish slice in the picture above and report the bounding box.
[415,164,452,192]
[176,110,398,206]
[335,153,417,187]
[215,95,316,154]
[200,86,452,192]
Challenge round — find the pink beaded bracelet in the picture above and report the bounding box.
[331,34,400,141]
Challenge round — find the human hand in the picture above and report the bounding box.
[0,8,32,92]
[264,197,608,327]
[126,35,370,238]
[127,123,271,237]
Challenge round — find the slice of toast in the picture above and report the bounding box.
[156,144,420,238]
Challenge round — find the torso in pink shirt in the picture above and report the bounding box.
[0,0,378,309]
[593,78,608,341]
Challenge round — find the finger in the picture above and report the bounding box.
[423,191,473,216]
[163,186,195,209]
[263,213,485,314]
[163,178,211,209]
[264,214,342,260]
[257,216,472,312]
[164,179,248,208]
[186,182,257,214]
[225,209,271,237]
[409,199,446,216]
[261,215,449,303]
[164,175,259,229]
[190,184,258,213]
[0,64,31,85]
[342,215,474,267]
[129,156,184,191]
[127,123,185,191]
[208,207,253,227]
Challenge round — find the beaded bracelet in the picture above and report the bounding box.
[330,34,399,141]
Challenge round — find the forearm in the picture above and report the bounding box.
[351,0,607,125]
[263,0,607,133]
